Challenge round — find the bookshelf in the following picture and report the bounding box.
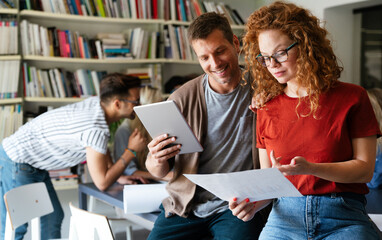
[1,0,248,137]
[0,5,22,142]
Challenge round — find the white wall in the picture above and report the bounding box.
[281,0,381,84]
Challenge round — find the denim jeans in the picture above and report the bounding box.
[259,194,381,240]
[0,144,64,240]
[147,204,268,240]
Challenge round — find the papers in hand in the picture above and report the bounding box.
[123,183,169,214]
[184,168,302,203]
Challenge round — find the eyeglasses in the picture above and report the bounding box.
[256,42,298,67]
[119,99,140,105]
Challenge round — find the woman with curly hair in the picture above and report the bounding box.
[229,2,381,239]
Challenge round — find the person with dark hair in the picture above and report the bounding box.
[145,12,268,240]
[230,2,381,239]
[0,73,146,240]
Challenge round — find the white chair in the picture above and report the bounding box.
[68,202,114,240]
[88,196,134,240]
[3,182,54,240]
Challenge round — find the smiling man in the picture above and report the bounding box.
[145,12,269,240]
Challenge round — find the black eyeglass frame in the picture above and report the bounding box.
[256,42,298,67]
[119,99,140,105]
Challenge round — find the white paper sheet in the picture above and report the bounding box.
[184,168,302,202]
[123,183,169,214]
[369,214,382,231]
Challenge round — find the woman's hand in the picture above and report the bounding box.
[117,175,150,185]
[229,198,257,222]
[270,150,311,176]
[127,128,147,152]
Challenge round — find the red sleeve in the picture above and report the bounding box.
[256,108,266,149]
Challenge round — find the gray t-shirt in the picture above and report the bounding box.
[113,120,139,175]
[193,75,253,217]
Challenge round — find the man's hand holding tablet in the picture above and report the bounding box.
[134,100,203,178]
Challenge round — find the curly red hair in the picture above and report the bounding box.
[243,1,343,117]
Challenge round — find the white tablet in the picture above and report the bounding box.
[133,100,203,154]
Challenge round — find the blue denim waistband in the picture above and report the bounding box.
[324,192,366,203]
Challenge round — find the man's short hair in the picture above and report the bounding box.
[188,12,234,44]
[100,73,141,103]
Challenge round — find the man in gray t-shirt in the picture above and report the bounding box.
[145,12,269,240]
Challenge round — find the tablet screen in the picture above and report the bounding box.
[133,100,203,154]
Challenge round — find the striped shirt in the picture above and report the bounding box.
[2,97,110,170]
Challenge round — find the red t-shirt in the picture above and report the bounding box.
[257,82,381,195]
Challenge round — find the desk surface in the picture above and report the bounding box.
[78,183,124,210]
[78,183,158,230]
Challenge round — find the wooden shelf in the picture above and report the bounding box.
[24,97,85,103]
[20,10,165,24]
[23,55,200,65]
[0,55,21,61]
[0,98,22,105]
[0,9,18,15]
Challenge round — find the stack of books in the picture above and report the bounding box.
[49,168,79,189]
[97,32,132,59]
[126,64,162,89]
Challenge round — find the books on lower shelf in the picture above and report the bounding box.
[49,168,79,189]
[20,20,160,60]
[0,16,18,55]
[0,104,22,142]
[126,64,162,90]
[164,24,195,61]
[22,63,107,98]
[0,60,21,99]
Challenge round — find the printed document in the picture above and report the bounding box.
[124,183,168,213]
[184,168,302,202]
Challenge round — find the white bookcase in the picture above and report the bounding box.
[1,0,253,135]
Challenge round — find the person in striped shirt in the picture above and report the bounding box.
[0,72,146,240]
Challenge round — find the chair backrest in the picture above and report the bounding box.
[3,182,54,240]
[69,202,114,240]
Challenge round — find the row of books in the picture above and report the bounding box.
[0,104,22,142]
[126,63,162,89]
[22,63,107,98]
[20,20,98,58]
[22,64,163,98]
[49,168,79,189]
[129,28,160,59]
[0,60,20,99]
[20,0,245,24]
[168,0,244,25]
[0,20,18,55]
[164,24,195,61]
[20,20,160,59]
[0,0,15,8]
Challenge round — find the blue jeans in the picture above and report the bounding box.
[147,204,268,240]
[259,194,381,240]
[0,144,64,240]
